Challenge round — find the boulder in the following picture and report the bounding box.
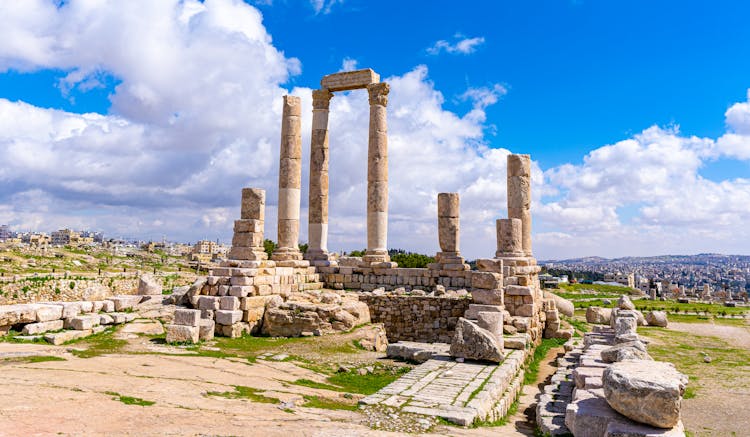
[138,274,163,295]
[449,317,504,363]
[549,293,575,317]
[586,307,612,324]
[645,311,668,328]
[617,295,636,310]
[603,360,687,428]
[600,341,652,363]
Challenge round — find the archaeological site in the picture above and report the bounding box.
[0,69,707,436]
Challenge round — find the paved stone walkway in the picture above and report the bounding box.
[361,349,528,426]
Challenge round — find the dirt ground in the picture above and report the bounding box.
[0,326,562,437]
[643,319,750,437]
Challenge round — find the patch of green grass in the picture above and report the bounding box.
[24,355,66,363]
[302,395,358,411]
[105,391,155,406]
[563,316,589,334]
[68,328,127,358]
[557,282,638,295]
[524,338,568,385]
[293,365,411,395]
[205,385,279,404]
[684,385,697,399]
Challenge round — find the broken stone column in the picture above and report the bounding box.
[433,192,468,269]
[228,188,267,261]
[363,82,391,265]
[507,154,532,256]
[272,95,304,262]
[495,218,524,257]
[305,89,334,265]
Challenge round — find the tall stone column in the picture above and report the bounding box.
[305,89,334,265]
[272,95,303,262]
[363,82,390,264]
[507,154,532,256]
[434,192,468,269]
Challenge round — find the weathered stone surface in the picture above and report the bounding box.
[587,307,612,324]
[138,274,163,295]
[449,318,504,363]
[65,315,100,330]
[199,318,215,341]
[166,324,199,344]
[601,341,652,363]
[321,68,380,91]
[603,361,688,428]
[645,311,668,328]
[121,319,164,335]
[471,271,503,290]
[173,309,201,327]
[108,295,141,311]
[240,188,265,221]
[33,304,63,322]
[45,329,92,345]
[549,293,575,317]
[215,310,243,326]
[604,418,686,436]
[471,288,504,305]
[219,296,240,311]
[614,312,638,338]
[387,341,450,363]
[22,319,64,335]
[617,295,636,310]
[0,305,37,326]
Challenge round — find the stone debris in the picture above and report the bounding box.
[617,295,636,310]
[449,318,504,363]
[600,341,652,363]
[603,361,688,428]
[587,306,613,324]
[386,341,450,363]
[137,274,163,295]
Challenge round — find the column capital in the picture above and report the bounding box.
[312,89,334,110]
[367,82,390,106]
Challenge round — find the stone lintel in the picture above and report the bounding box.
[321,68,380,92]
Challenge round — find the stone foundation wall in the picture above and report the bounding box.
[205,263,323,297]
[359,294,470,343]
[317,265,499,293]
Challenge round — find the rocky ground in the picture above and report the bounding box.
[0,320,564,436]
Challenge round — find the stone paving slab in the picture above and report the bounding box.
[361,349,528,426]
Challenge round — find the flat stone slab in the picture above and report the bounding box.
[321,68,380,91]
[361,349,527,426]
[386,341,450,363]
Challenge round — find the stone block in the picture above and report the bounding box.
[218,322,251,338]
[65,315,100,331]
[240,188,265,221]
[465,303,504,320]
[471,288,504,305]
[166,324,199,344]
[505,285,533,296]
[243,307,265,323]
[101,300,115,312]
[449,317,504,363]
[229,285,254,297]
[471,271,503,289]
[215,310,243,326]
[173,309,201,327]
[54,302,82,319]
[108,295,141,311]
[22,319,64,335]
[198,296,220,310]
[586,307,612,324]
[138,274,163,295]
[234,219,263,233]
[199,319,215,341]
[220,296,240,311]
[232,232,264,248]
[321,68,380,91]
[79,301,94,313]
[45,329,93,345]
[34,304,63,322]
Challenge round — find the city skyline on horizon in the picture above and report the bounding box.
[0,0,749,260]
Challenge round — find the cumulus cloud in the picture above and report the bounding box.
[0,0,749,260]
[427,34,485,55]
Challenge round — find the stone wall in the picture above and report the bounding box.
[359,294,470,343]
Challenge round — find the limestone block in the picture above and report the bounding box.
[99,314,114,325]
[243,307,265,323]
[449,318,504,363]
[617,295,636,310]
[218,322,251,338]
[79,301,94,313]
[199,319,215,341]
[173,309,201,327]
[516,304,535,317]
[505,285,533,296]
[216,310,243,326]
[220,296,240,311]
[229,285,254,297]
[465,303,504,320]
[138,274,163,295]
[586,307,612,324]
[101,300,115,312]
[109,312,136,324]
[240,188,265,221]
[22,319,64,335]
[234,219,263,233]
[91,301,105,313]
[614,312,638,337]
[232,232,264,248]
[198,296,220,310]
[34,304,63,322]
[0,305,36,326]
[437,192,460,217]
[108,295,141,311]
[65,315,100,331]
[548,293,575,317]
[471,288,504,305]
[476,311,503,347]
[44,329,92,346]
[600,341,652,363]
[321,68,380,92]
[645,311,668,327]
[228,247,267,261]
[166,324,199,344]
[603,361,688,428]
[471,271,503,290]
[496,218,524,255]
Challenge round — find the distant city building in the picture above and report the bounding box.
[191,239,228,262]
[0,225,14,241]
[603,272,635,288]
[21,233,51,247]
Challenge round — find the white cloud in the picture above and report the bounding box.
[427,34,485,55]
[339,57,358,72]
[310,0,344,14]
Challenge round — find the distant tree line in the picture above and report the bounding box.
[543,267,604,282]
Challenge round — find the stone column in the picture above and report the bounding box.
[435,193,466,268]
[228,188,267,261]
[272,96,303,262]
[495,218,524,257]
[305,89,334,265]
[363,82,390,264]
[507,154,532,256]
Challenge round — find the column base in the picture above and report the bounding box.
[360,250,390,266]
[304,249,338,266]
[271,247,303,262]
[228,247,268,261]
[429,252,470,271]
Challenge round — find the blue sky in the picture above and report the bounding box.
[0,0,748,259]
